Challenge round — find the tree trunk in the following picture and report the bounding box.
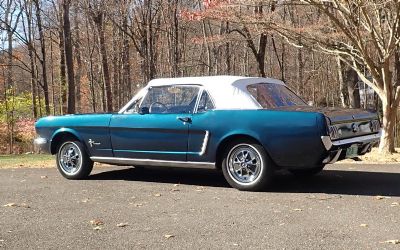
[59,30,67,114]
[338,59,361,108]
[74,9,82,113]
[93,13,113,112]
[62,0,75,114]
[337,58,348,108]
[379,100,396,153]
[34,0,50,115]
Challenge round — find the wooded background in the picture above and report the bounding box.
[0,0,399,154]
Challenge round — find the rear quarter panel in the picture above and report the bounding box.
[189,110,327,168]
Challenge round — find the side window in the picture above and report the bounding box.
[197,91,215,113]
[140,85,200,114]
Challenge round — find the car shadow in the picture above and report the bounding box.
[89,166,400,197]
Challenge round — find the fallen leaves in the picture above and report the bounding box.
[375,195,391,200]
[390,202,399,207]
[3,202,30,208]
[359,224,368,227]
[293,208,303,212]
[196,186,205,192]
[40,175,48,179]
[116,223,129,228]
[90,219,104,226]
[381,240,400,245]
[164,234,175,239]
[3,203,17,207]
[154,193,162,197]
[90,219,104,231]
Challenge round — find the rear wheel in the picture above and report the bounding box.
[289,165,325,177]
[56,140,93,179]
[221,140,274,191]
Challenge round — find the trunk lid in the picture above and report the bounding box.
[270,106,378,124]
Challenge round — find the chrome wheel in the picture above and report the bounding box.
[58,142,82,175]
[227,144,263,184]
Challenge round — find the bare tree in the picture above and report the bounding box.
[62,0,75,114]
[271,1,400,153]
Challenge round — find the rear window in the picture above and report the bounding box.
[247,83,307,109]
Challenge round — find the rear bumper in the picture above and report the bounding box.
[321,132,381,164]
[33,137,50,153]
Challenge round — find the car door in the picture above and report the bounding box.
[187,89,217,163]
[109,85,200,161]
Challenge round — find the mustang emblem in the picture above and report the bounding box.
[88,139,101,147]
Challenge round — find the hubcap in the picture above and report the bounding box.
[227,145,262,184]
[58,142,82,175]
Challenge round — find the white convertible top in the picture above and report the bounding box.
[147,76,285,109]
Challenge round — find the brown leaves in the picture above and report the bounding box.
[40,175,48,179]
[390,202,399,207]
[3,202,30,208]
[382,240,400,245]
[195,186,205,192]
[3,203,17,207]
[116,223,129,228]
[164,234,175,239]
[90,219,104,230]
[154,193,161,197]
[375,195,391,200]
[359,224,368,227]
[90,219,104,226]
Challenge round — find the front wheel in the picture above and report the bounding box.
[56,140,93,179]
[221,141,274,191]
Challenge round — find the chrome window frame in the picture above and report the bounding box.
[120,84,217,115]
[194,88,216,114]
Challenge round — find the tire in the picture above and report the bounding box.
[289,165,325,177]
[221,140,274,191]
[56,140,93,179]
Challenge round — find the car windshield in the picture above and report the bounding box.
[247,83,307,109]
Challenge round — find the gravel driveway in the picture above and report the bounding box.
[1,164,399,249]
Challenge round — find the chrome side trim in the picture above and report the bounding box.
[199,131,209,156]
[332,132,381,146]
[90,156,216,169]
[321,136,333,150]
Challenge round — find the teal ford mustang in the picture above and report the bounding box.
[34,76,381,191]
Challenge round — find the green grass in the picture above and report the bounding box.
[0,154,54,168]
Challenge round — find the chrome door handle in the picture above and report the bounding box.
[177,117,192,123]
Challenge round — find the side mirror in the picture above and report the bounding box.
[138,107,149,115]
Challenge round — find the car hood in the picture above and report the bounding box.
[270,106,379,124]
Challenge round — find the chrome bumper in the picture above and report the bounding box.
[33,137,50,153]
[321,131,381,151]
[321,131,381,164]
